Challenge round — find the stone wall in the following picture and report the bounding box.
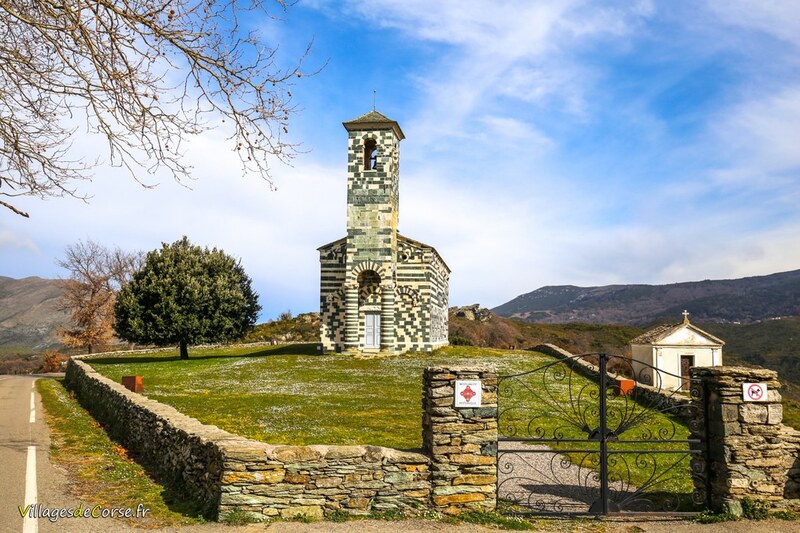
[219,442,430,520]
[691,365,800,512]
[64,357,227,516]
[65,357,496,520]
[423,366,498,514]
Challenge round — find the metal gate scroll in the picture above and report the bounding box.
[497,353,708,516]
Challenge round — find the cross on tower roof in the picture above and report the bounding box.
[682,310,690,324]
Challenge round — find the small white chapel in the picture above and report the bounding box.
[630,311,725,391]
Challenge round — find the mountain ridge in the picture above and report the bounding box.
[492,269,800,326]
[0,275,68,352]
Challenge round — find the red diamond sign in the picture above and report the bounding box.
[460,385,476,402]
[455,380,482,407]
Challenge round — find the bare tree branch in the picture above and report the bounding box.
[57,239,142,353]
[0,0,314,217]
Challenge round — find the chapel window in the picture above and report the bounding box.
[364,139,378,170]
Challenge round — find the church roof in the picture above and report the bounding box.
[630,321,725,346]
[399,234,451,273]
[343,110,405,140]
[317,237,346,251]
[316,234,450,273]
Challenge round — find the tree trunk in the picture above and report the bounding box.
[180,340,189,360]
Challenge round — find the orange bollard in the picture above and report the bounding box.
[121,375,143,393]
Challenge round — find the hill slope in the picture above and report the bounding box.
[0,276,67,353]
[493,269,800,325]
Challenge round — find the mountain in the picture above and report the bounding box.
[0,276,68,354]
[492,269,800,326]
[449,304,643,356]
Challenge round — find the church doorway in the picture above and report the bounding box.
[680,355,694,391]
[364,313,381,348]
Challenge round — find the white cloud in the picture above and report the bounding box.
[343,0,655,145]
[711,85,800,189]
[477,116,554,149]
[0,229,39,253]
[5,0,800,321]
[706,0,800,47]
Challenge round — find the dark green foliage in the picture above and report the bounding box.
[772,509,798,520]
[449,335,473,346]
[693,509,738,523]
[741,498,770,520]
[114,237,260,358]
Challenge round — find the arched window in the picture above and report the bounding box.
[364,139,377,170]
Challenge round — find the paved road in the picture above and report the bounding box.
[0,375,45,533]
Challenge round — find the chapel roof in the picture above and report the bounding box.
[630,320,725,346]
[343,110,405,140]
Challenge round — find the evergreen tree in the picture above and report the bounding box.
[114,237,260,359]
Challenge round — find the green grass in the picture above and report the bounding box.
[86,344,696,506]
[88,344,544,449]
[36,378,205,527]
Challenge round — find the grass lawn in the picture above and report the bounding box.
[87,344,549,449]
[86,344,696,503]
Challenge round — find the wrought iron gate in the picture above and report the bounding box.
[497,353,708,516]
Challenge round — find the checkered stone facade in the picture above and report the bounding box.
[319,111,450,354]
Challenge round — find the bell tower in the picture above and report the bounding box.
[339,111,404,352]
[342,110,404,266]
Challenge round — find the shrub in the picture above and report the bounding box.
[0,354,42,374]
[222,509,259,525]
[39,350,66,373]
[771,509,798,521]
[694,509,738,523]
[450,335,473,346]
[741,498,770,520]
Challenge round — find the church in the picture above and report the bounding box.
[630,311,724,391]
[318,111,450,354]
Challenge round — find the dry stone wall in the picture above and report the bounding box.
[691,366,800,511]
[65,358,497,521]
[219,442,429,520]
[65,357,227,516]
[66,349,800,519]
[423,366,498,514]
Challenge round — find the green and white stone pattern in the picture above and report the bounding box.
[318,111,450,354]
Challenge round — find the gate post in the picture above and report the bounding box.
[691,366,786,513]
[422,365,498,515]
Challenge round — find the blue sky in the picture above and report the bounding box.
[2,0,800,321]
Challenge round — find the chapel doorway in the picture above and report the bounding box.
[364,313,381,349]
[680,355,694,391]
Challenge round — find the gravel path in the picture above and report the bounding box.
[498,441,623,514]
[497,440,697,514]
